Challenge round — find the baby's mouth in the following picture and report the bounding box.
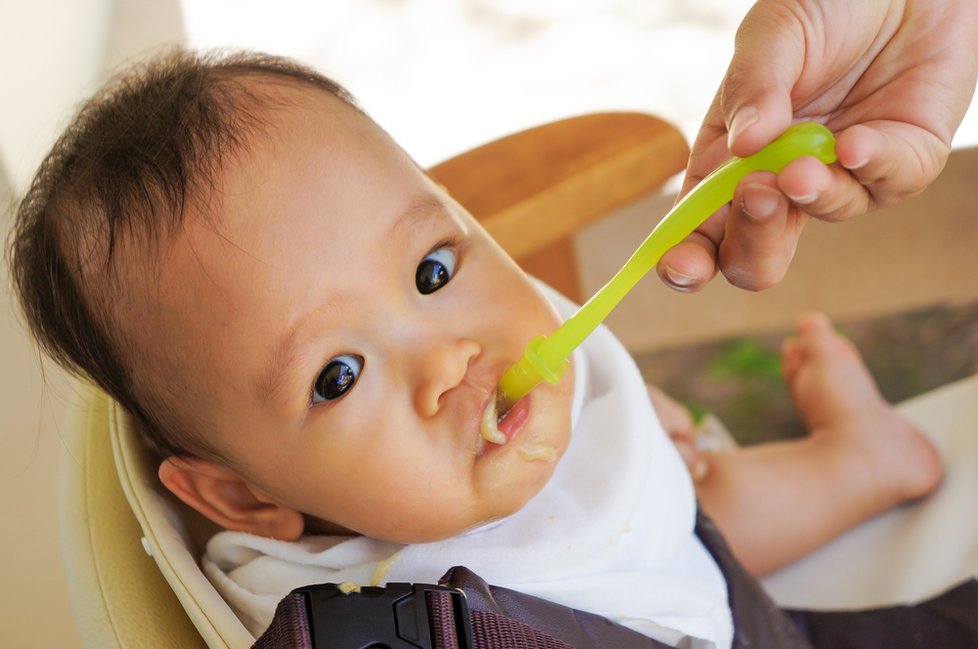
[476,390,556,462]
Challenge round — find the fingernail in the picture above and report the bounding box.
[727,106,758,149]
[692,457,710,482]
[664,266,696,290]
[842,156,869,171]
[786,190,819,205]
[742,183,781,220]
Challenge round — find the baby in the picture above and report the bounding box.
[8,50,947,647]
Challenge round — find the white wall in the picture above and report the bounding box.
[0,0,185,192]
[0,2,183,647]
[0,0,113,191]
[0,0,103,633]
[1,142,83,648]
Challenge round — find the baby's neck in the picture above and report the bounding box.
[303,516,356,537]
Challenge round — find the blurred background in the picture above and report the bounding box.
[2,1,977,646]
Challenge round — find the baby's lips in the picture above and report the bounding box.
[497,394,530,442]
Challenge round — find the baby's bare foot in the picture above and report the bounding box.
[781,312,943,509]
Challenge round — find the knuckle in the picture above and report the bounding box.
[813,206,853,223]
[721,260,783,292]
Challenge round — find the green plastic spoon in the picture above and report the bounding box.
[498,121,837,405]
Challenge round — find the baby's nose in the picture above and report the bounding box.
[412,337,481,418]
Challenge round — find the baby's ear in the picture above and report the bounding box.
[158,456,304,541]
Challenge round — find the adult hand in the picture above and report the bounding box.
[659,0,978,293]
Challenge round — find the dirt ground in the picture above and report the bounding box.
[635,299,978,445]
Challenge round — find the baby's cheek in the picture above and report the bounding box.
[479,407,569,509]
[477,458,556,521]
[517,437,559,463]
[522,391,573,465]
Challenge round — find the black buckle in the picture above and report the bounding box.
[296,582,473,649]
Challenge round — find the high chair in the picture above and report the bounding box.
[60,113,978,648]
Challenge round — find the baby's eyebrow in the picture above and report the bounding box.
[388,195,451,237]
[255,318,305,407]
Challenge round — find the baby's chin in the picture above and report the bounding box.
[380,495,547,544]
[474,441,566,510]
[301,458,564,545]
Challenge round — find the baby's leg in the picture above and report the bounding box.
[695,312,943,576]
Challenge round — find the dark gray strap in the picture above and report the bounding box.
[692,511,814,649]
[785,579,978,649]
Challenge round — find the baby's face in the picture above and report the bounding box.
[141,87,574,542]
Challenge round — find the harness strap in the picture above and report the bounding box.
[252,581,576,649]
[252,593,313,649]
[251,567,671,649]
[429,589,573,649]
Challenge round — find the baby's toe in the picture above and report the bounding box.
[780,338,805,383]
[795,311,858,362]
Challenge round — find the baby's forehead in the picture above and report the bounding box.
[117,77,421,339]
[248,77,374,139]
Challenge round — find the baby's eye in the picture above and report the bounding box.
[312,355,363,404]
[416,247,457,295]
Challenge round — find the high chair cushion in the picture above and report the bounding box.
[61,386,251,648]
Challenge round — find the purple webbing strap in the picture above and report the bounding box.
[252,592,313,649]
[428,590,463,649]
[251,588,572,649]
[427,590,573,649]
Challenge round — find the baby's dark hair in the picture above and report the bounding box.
[7,49,359,460]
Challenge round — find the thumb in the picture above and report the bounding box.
[720,2,805,156]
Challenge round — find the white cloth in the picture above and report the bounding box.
[203,287,732,648]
